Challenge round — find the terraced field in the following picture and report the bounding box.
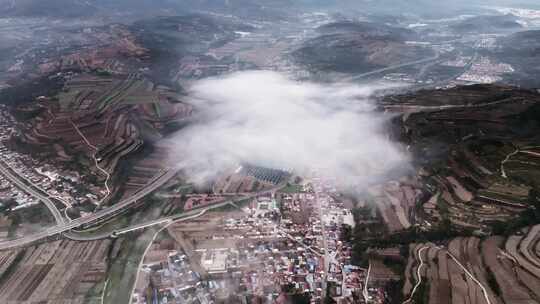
[399,85,540,232]
[19,73,190,204]
[371,177,423,232]
[404,225,540,304]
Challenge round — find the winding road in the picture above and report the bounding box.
[404,245,492,304]
[70,119,112,204]
[501,147,520,179]
[403,246,430,304]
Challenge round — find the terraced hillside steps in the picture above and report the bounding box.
[404,230,540,304]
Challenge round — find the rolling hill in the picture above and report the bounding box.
[293,21,434,74]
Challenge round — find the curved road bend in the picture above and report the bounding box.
[0,160,65,225]
[0,169,178,251]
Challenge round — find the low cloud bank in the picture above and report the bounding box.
[170,71,408,186]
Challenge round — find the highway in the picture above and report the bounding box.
[0,169,178,250]
[383,93,518,114]
[0,160,66,225]
[0,169,287,251]
[344,54,441,82]
[63,200,237,241]
[406,51,479,92]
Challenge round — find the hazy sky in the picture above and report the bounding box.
[170,71,408,186]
